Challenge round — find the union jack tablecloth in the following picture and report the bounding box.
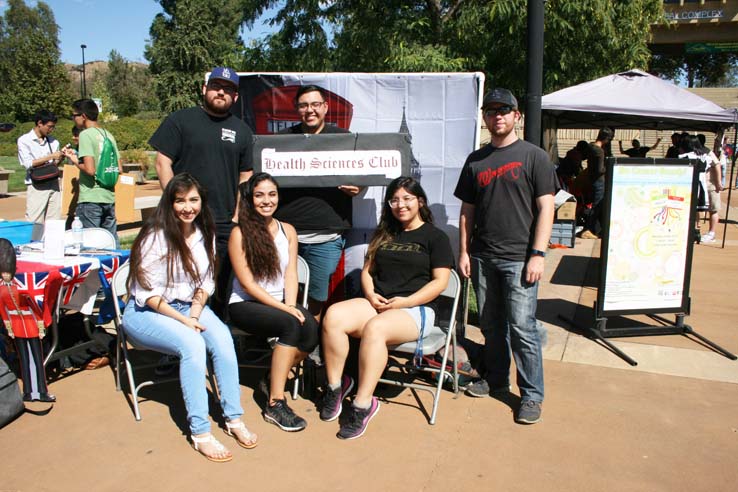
[13,250,130,326]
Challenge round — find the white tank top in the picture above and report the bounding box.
[230,220,289,303]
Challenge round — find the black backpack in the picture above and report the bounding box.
[0,357,24,428]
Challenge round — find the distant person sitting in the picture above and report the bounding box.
[619,138,661,158]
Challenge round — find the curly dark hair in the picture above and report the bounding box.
[128,173,216,293]
[235,173,281,282]
[365,176,433,269]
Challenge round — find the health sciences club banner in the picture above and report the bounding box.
[220,71,485,294]
[252,133,412,187]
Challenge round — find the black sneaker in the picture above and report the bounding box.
[465,379,511,398]
[337,397,380,440]
[516,400,542,424]
[319,375,355,422]
[263,398,307,432]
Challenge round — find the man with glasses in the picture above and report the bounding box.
[275,85,360,320]
[17,109,63,224]
[149,67,253,318]
[454,88,555,424]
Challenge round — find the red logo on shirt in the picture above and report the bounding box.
[477,161,523,187]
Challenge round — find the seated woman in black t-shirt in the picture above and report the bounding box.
[318,176,453,440]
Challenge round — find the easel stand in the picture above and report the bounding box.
[588,301,737,366]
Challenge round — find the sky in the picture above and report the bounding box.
[0,0,276,64]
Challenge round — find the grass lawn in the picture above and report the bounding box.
[0,156,26,192]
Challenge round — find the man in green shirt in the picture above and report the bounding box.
[69,99,122,242]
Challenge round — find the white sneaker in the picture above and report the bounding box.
[701,233,716,243]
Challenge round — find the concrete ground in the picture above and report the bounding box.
[1,185,737,492]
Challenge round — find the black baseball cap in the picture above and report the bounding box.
[482,88,518,109]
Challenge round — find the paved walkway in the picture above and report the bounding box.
[2,184,737,491]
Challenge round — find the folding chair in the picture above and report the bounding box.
[43,228,119,366]
[230,255,310,400]
[111,262,217,421]
[377,269,462,425]
[63,227,117,249]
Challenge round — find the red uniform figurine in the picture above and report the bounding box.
[0,238,55,402]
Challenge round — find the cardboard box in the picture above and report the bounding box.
[556,201,576,221]
[61,164,137,223]
[554,190,577,221]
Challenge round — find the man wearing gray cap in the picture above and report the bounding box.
[150,67,253,317]
[454,88,555,424]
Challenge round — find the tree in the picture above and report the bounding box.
[0,0,70,121]
[243,0,663,98]
[106,50,158,117]
[145,0,244,112]
[651,52,738,88]
[451,0,663,95]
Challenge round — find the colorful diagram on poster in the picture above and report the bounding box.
[603,165,693,311]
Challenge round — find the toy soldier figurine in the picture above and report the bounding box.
[0,238,55,402]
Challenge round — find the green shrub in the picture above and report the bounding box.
[106,117,162,150]
[0,117,163,154]
[119,148,152,173]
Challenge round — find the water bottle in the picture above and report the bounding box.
[71,216,84,248]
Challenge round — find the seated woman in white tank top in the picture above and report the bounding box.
[228,173,319,433]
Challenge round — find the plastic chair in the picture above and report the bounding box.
[63,227,116,249]
[377,269,462,425]
[230,255,310,400]
[111,262,217,421]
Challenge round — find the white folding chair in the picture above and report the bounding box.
[63,227,117,249]
[230,255,310,400]
[112,262,217,421]
[44,228,119,366]
[377,269,462,425]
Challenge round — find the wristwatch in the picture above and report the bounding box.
[530,248,546,258]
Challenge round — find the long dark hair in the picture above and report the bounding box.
[365,176,433,268]
[236,172,280,282]
[128,173,216,292]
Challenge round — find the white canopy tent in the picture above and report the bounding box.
[542,69,738,132]
[542,69,738,248]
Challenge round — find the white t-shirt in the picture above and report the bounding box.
[130,227,215,307]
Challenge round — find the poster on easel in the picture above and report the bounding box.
[597,160,698,317]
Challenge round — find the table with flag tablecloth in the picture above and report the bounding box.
[12,249,130,365]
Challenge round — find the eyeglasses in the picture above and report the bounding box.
[483,105,515,117]
[207,81,237,94]
[296,101,326,112]
[388,195,417,209]
[71,113,83,118]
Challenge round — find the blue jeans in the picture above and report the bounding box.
[122,298,243,435]
[75,202,119,247]
[298,237,345,302]
[471,256,544,403]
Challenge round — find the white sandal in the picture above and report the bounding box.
[191,433,233,462]
[224,420,259,449]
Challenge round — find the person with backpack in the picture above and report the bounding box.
[69,99,122,243]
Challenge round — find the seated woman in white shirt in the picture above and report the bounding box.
[122,173,257,462]
[228,173,319,432]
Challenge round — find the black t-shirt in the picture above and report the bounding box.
[454,139,556,262]
[273,123,352,233]
[371,223,454,311]
[624,147,651,158]
[148,106,253,225]
[586,143,606,181]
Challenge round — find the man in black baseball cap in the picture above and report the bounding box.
[455,87,555,425]
[481,88,518,110]
[149,66,253,320]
